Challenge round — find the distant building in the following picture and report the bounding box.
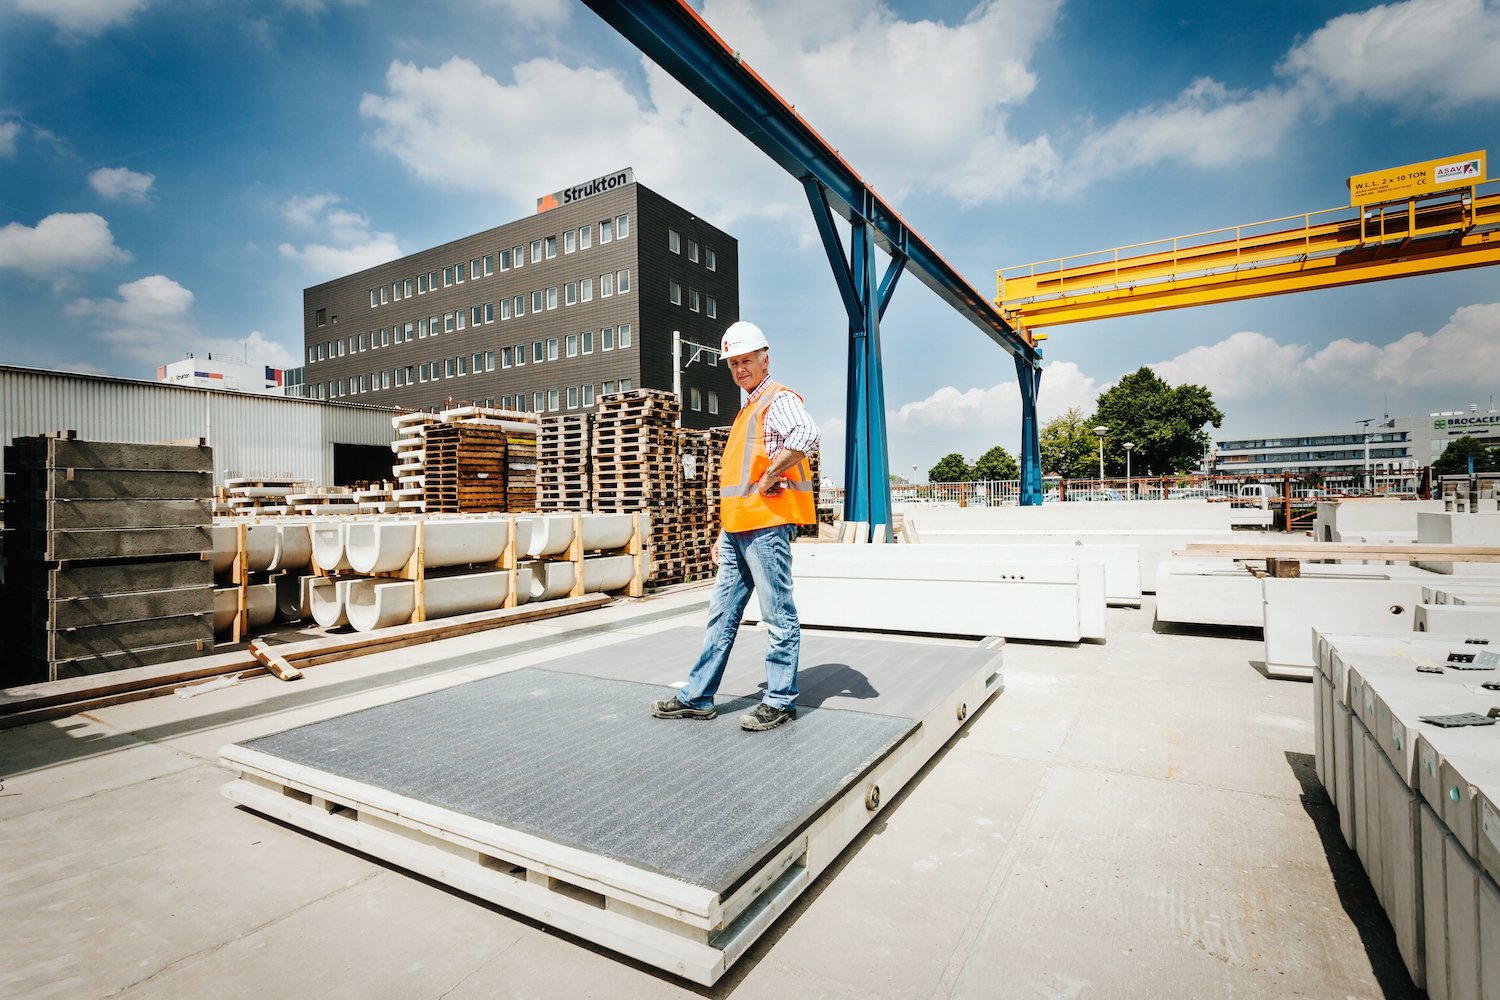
[156,355,288,395]
[299,168,741,429]
[1213,400,1500,478]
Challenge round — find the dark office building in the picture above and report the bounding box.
[300,169,740,429]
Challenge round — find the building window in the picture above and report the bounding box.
[315,308,327,327]
[564,229,576,254]
[565,281,577,306]
[669,229,681,254]
[618,324,632,348]
[418,273,429,293]
[430,314,440,337]
[516,344,527,365]
[615,214,629,239]
[405,366,415,385]
[688,239,699,263]
[547,338,559,361]
[471,305,483,326]
[601,272,614,297]
[545,235,557,259]
[484,351,494,372]
[602,327,614,351]
[307,346,315,364]
[370,289,378,308]
[530,240,542,263]
[706,296,717,319]
[471,258,482,280]
[581,330,593,354]
[382,370,390,389]
[501,298,512,320]
[418,319,428,339]
[428,269,439,289]
[443,266,453,287]
[318,343,326,360]
[546,286,558,310]
[456,310,465,331]
[445,313,456,334]
[512,245,524,269]
[380,286,388,304]
[513,295,524,317]
[688,288,700,312]
[690,387,701,411]
[620,378,632,392]
[393,281,403,302]
[483,254,494,276]
[548,388,560,411]
[600,218,613,243]
[445,358,455,378]
[484,302,494,323]
[396,367,405,386]
[616,269,629,294]
[708,390,719,415]
[705,248,716,271]
[502,347,513,368]
[603,380,617,396]
[405,278,413,297]
[419,363,429,383]
[566,334,578,358]
[533,340,544,363]
[454,262,464,284]
[669,280,682,305]
[582,383,594,406]
[533,391,544,412]
[531,290,543,313]
[567,386,578,409]
[579,225,591,249]
[580,276,593,302]
[500,248,512,271]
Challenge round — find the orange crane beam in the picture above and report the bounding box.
[998,182,1500,329]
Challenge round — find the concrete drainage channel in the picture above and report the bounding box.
[211,511,649,636]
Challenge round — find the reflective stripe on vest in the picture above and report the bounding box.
[719,381,816,531]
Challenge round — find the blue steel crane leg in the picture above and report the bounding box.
[1014,354,1043,505]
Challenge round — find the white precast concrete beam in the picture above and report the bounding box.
[345,520,419,575]
[344,579,417,633]
[581,513,642,551]
[906,535,1141,606]
[245,524,279,572]
[1155,558,1265,628]
[424,518,511,568]
[1414,603,1500,637]
[425,570,513,618]
[1417,511,1500,576]
[1422,582,1500,604]
[757,546,1097,642]
[311,522,352,572]
[211,523,239,574]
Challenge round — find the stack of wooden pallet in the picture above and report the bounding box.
[391,411,438,510]
[670,427,723,581]
[2,433,215,685]
[506,428,538,512]
[537,413,592,511]
[422,423,508,513]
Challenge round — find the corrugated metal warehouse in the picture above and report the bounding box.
[0,366,395,487]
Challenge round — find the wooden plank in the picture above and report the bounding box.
[249,639,304,681]
[1180,542,1500,562]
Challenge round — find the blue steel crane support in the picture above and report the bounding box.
[579,0,1046,518]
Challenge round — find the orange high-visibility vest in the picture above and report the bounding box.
[720,381,816,533]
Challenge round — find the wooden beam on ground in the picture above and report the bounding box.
[249,639,304,681]
[1178,542,1500,563]
[0,593,613,728]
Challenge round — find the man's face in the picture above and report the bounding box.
[727,347,769,391]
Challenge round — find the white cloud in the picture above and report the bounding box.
[1280,0,1500,109]
[477,0,568,27]
[889,360,1102,431]
[0,121,20,158]
[0,212,132,282]
[1149,302,1500,401]
[13,0,148,36]
[67,274,197,363]
[277,193,401,280]
[89,166,155,203]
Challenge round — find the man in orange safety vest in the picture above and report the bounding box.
[650,321,819,731]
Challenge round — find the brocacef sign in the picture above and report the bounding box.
[537,168,635,213]
[1348,151,1486,207]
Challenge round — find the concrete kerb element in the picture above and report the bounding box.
[269,522,313,572]
[581,554,636,593]
[527,514,577,558]
[214,582,275,633]
[527,559,575,601]
[343,567,533,633]
[311,521,351,573]
[309,577,353,629]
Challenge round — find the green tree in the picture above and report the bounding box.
[1433,435,1496,476]
[928,452,971,483]
[1039,407,1099,478]
[972,445,1019,481]
[1092,367,1224,475]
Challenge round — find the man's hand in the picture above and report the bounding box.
[711,531,724,566]
[757,470,786,496]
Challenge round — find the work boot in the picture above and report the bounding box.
[740,703,795,731]
[650,696,715,720]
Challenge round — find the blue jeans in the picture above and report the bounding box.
[676,524,800,711]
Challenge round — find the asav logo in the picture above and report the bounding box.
[1434,159,1482,183]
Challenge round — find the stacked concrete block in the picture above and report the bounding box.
[1313,631,1500,997]
[3,433,215,684]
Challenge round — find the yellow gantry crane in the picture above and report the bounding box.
[998,150,1498,337]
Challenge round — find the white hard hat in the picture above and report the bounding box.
[720,320,769,359]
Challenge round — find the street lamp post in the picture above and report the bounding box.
[1124,442,1135,497]
[1093,425,1109,482]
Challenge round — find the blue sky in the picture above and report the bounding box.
[2,0,1498,482]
